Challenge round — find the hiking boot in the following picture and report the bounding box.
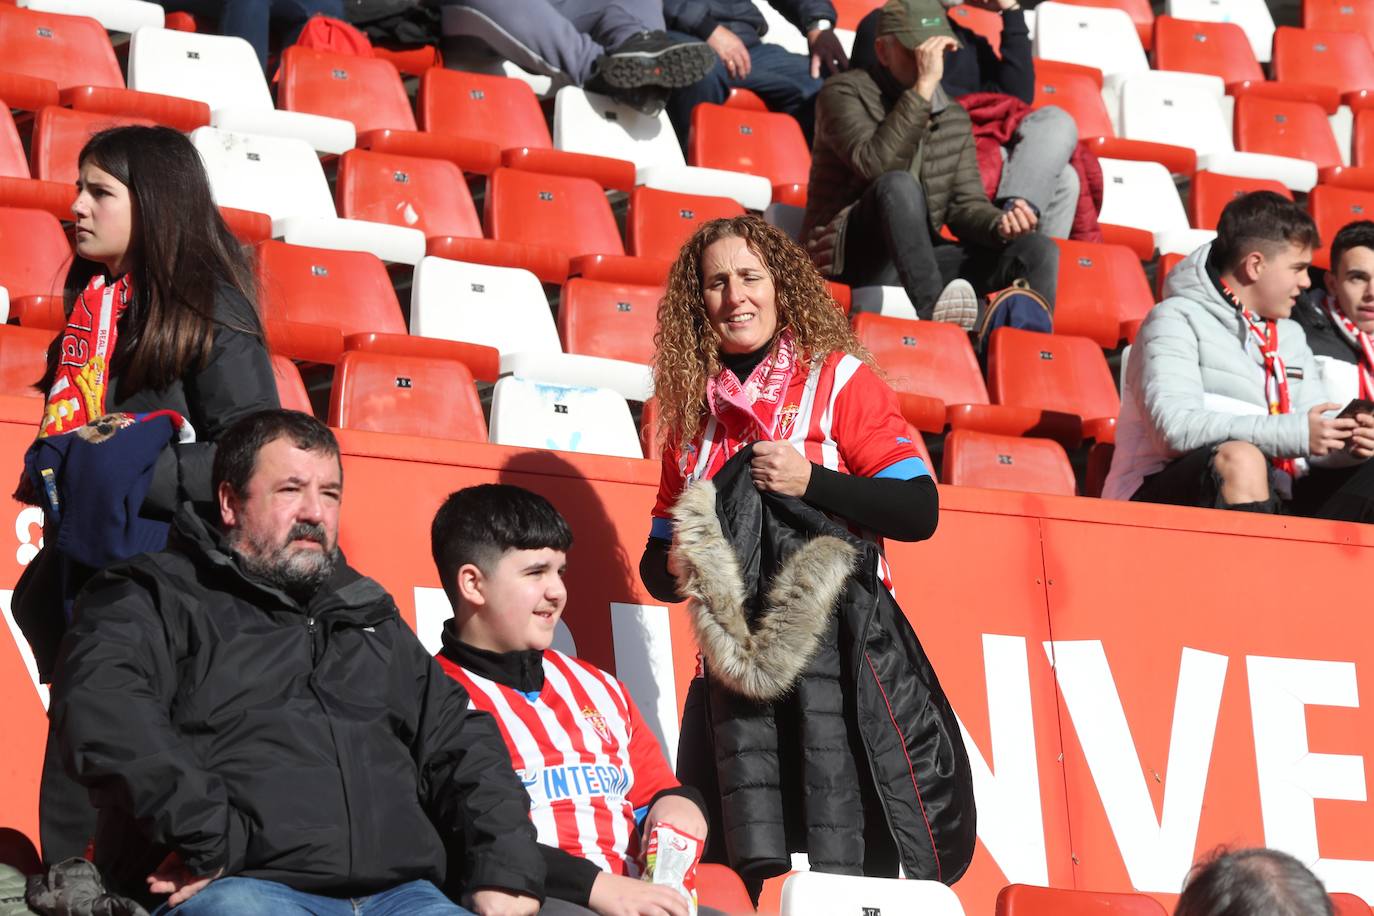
[596,83,672,117]
[930,278,979,330]
[589,31,716,93]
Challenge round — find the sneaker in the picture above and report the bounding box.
[590,31,716,93]
[930,278,979,330]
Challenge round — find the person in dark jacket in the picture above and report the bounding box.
[15,125,280,867]
[51,410,545,915]
[662,0,848,144]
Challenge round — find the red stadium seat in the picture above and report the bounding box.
[255,241,406,339]
[219,207,272,245]
[0,106,72,219]
[1274,26,1374,100]
[1309,184,1374,269]
[328,350,487,442]
[1234,94,1344,172]
[1330,893,1374,916]
[947,4,1003,56]
[987,327,1120,443]
[335,149,482,239]
[557,278,662,364]
[627,187,745,261]
[1033,60,1196,175]
[12,295,64,330]
[270,354,312,414]
[1304,0,1374,55]
[277,46,499,176]
[0,325,55,398]
[1153,16,1262,84]
[0,5,208,129]
[834,0,882,30]
[1356,108,1374,167]
[1052,239,1152,347]
[850,314,1080,441]
[30,106,156,185]
[995,883,1169,915]
[941,430,1077,496]
[417,68,634,190]
[0,207,70,299]
[697,865,756,914]
[1188,170,1293,230]
[1056,0,1153,50]
[688,103,812,206]
[724,87,767,111]
[1155,251,1186,301]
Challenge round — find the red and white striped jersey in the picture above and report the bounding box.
[435,649,680,875]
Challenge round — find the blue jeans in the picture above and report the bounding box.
[155,877,475,915]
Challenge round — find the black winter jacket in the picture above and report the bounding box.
[670,447,975,884]
[51,506,546,903]
[664,0,836,45]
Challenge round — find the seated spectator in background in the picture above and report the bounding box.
[802,0,1058,327]
[1291,220,1374,514]
[441,0,715,115]
[52,411,544,915]
[850,0,1092,241]
[1175,848,1333,916]
[663,0,848,144]
[431,485,720,916]
[162,0,344,70]
[1104,192,1374,523]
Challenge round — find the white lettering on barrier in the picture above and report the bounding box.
[959,634,1048,884]
[15,506,41,566]
[1047,641,1227,892]
[1247,655,1374,901]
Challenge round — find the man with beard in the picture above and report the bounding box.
[50,410,545,915]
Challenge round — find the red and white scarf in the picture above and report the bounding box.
[39,274,133,439]
[1320,291,1374,400]
[1239,307,1298,479]
[693,331,799,479]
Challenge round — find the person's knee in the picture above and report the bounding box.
[1212,441,1270,497]
[871,171,927,220]
[168,878,276,915]
[1022,105,1078,159]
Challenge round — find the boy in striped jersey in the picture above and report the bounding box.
[431,485,717,916]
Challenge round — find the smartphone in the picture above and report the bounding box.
[1337,398,1374,419]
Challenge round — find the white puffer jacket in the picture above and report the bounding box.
[1103,244,1327,501]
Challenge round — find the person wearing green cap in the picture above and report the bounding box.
[798,0,1059,329]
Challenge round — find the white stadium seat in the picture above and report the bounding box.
[409,257,653,401]
[851,286,918,320]
[553,87,773,211]
[20,0,162,32]
[1166,0,1276,63]
[1114,71,1318,191]
[191,127,423,263]
[129,28,355,155]
[763,202,805,241]
[779,872,966,916]
[1033,1,1148,80]
[488,376,643,458]
[1096,157,1192,251]
[0,286,9,325]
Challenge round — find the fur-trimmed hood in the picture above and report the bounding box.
[670,478,857,702]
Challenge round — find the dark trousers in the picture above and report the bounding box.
[39,715,97,865]
[835,171,1059,320]
[665,32,821,147]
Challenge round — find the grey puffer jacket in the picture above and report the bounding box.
[1103,243,1327,501]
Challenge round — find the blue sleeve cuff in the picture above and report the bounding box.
[649,516,674,540]
[875,457,931,480]
[633,804,650,827]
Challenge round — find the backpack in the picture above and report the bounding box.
[975,279,1053,355]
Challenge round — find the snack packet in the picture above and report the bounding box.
[642,821,704,915]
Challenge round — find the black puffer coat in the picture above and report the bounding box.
[671,446,975,883]
[51,506,545,903]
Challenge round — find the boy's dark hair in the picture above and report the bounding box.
[1328,220,1374,274]
[430,484,574,606]
[1175,848,1333,916]
[212,410,341,499]
[1211,191,1321,273]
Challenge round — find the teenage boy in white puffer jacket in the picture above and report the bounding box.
[1104,191,1374,522]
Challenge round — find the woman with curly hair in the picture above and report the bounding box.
[639,214,939,601]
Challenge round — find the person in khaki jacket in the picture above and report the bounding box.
[800,0,1058,328]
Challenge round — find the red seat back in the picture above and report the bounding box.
[557,278,663,364]
[255,241,406,337]
[1234,94,1344,171]
[418,68,552,150]
[328,350,487,442]
[626,187,745,261]
[0,207,70,299]
[987,327,1120,420]
[335,149,482,239]
[1273,26,1374,96]
[1053,239,1154,345]
[278,45,416,134]
[0,106,28,179]
[31,106,157,184]
[486,167,624,258]
[1356,109,1374,167]
[1330,892,1374,916]
[1304,0,1374,55]
[1188,170,1293,230]
[995,883,1169,915]
[270,354,313,414]
[941,430,1077,496]
[1153,16,1263,84]
[0,5,125,90]
[1033,63,1115,140]
[852,313,989,404]
[0,325,55,397]
[947,4,1003,55]
[688,103,811,189]
[1310,184,1374,269]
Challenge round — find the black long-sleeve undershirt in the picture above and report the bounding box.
[638,469,938,602]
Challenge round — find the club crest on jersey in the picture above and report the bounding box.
[581,706,612,743]
[777,403,800,438]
